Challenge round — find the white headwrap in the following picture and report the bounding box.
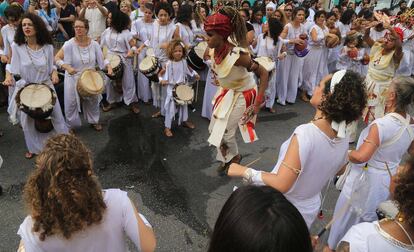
[330,70,348,138]
[266,2,276,10]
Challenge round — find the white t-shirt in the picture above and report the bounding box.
[85,7,107,40]
[18,189,150,252]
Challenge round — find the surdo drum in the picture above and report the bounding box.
[173,83,194,105]
[77,69,105,97]
[16,83,57,133]
[187,41,208,71]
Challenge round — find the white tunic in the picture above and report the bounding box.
[8,43,68,153]
[144,21,176,65]
[1,24,16,57]
[176,22,194,47]
[18,189,148,252]
[271,123,348,228]
[201,60,218,120]
[85,7,107,40]
[328,114,414,248]
[62,38,106,127]
[341,221,414,252]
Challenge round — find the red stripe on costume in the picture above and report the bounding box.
[242,89,257,142]
[212,89,229,111]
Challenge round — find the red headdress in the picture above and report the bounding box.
[204,12,232,39]
[393,27,404,42]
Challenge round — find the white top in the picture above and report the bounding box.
[271,123,348,227]
[131,19,154,46]
[85,7,108,40]
[337,22,351,42]
[308,24,329,47]
[252,23,262,38]
[341,221,414,252]
[190,20,205,37]
[144,21,176,64]
[161,59,197,85]
[10,43,55,83]
[62,38,106,71]
[285,22,306,53]
[100,28,133,56]
[1,24,16,56]
[176,22,194,47]
[254,35,283,62]
[370,28,387,42]
[17,189,147,252]
[130,8,144,21]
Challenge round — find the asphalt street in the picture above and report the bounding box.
[0,82,340,252]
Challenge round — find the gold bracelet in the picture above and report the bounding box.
[363,138,379,147]
[281,161,301,175]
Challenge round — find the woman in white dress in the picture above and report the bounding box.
[276,7,306,105]
[173,4,194,48]
[251,7,263,39]
[334,159,414,252]
[252,17,284,113]
[327,76,414,250]
[17,134,156,252]
[1,5,23,105]
[131,2,154,103]
[100,10,140,114]
[140,2,175,118]
[4,13,68,159]
[326,11,341,73]
[55,18,112,131]
[228,70,367,228]
[301,10,329,99]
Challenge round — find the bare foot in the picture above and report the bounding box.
[164,128,173,137]
[183,121,195,129]
[152,111,161,118]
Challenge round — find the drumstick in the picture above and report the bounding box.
[195,80,199,102]
[384,162,392,178]
[316,200,351,238]
[244,157,261,167]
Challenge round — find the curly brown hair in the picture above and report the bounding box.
[319,71,367,124]
[23,134,106,241]
[166,38,187,60]
[394,156,414,228]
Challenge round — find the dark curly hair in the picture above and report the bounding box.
[15,13,53,46]
[110,10,131,33]
[23,134,106,241]
[394,156,414,228]
[319,71,367,124]
[4,4,23,20]
[156,2,172,17]
[175,4,193,24]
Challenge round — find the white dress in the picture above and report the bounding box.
[277,23,306,104]
[1,24,16,104]
[144,21,175,115]
[18,189,151,252]
[131,18,153,103]
[175,22,194,47]
[62,38,107,128]
[201,60,218,120]
[336,46,365,74]
[395,24,414,77]
[254,35,283,108]
[7,43,68,154]
[328,114,414,249]
[340,221,414,252]
[270,123,348,228]
[161,59,197,128]
[301,24,329,96]
[100,28,138,106]
[252,23,262,38]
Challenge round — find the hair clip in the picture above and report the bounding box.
[180,42,185,48]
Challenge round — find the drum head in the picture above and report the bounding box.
[107,54,121,68]
[175,84,194,101]
[146,47,155,57]
[194,41,208,59]
[255,57,275,72]
[139,56,156,72]
[79,70,104,94]
[20,84,52,109]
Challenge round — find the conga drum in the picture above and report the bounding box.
[105,54,124,80]
[77,69,105,97]
[187,41,208,71]
[139,56,161,82]
[16,83,57,133]
[173,83,194,105]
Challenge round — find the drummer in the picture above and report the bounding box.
[100,10,140,114]
[55,18,113,131]
[159,39,199,137]
[4,13,69,159]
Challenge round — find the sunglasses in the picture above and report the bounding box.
[285,9,292,11]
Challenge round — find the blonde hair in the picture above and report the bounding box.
[166,39,187,60]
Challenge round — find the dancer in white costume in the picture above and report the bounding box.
[160,39,199,137]
[302,10,329,98]
[55,18,112,131]
[131,3,154,103]
[334,160,414,252]
[204,7,269,175]
[327,76,414,250]
[100,10,140,114]
[277,7,306,105]
[4,13,68,158]
[252,17,284,113]
[229,71,367,228]
[140,2,175,118]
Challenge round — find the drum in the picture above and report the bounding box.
[77,69,105,97]
[187,41,208,71]
[294,34,309,57]
[376,200,399,220]
[326,33,340,48]
[105,54,124,80]
[16,83,56,133]
[254,57,275,72]
[173,83,194,105]
[139,56,161,82]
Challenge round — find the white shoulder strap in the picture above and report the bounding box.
[381,113,414,148]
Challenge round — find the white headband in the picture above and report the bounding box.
[330,70,348,139]
[266,2,276,10]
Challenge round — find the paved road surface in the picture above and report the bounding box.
[0,83,340,251]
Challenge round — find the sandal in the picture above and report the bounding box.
[131,103,140,114]
[268,107,276,114]
[91,123,103,131]
[25,152,35,159]
[102,103,113,112]
[152,111,161,118]
[182,121,195,129]
[164,128,173,137]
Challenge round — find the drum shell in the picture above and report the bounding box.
[16,84,57,120]
[173,83,194,105]
[77,70,105,97]
[139,56,161,82]
[34,118,54,133]
[325,34,340,48]
[187,47,206,71]
[106,55,124,80]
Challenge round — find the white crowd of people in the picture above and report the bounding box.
[0,0,414,251]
